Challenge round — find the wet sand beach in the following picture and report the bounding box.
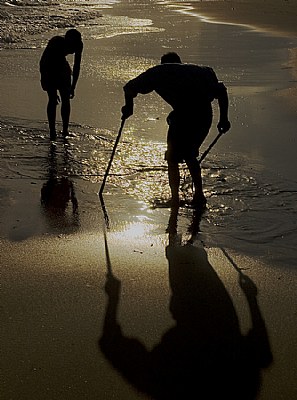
[185,0,297,37]
[1,1,297,399]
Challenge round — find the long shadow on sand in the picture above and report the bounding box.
[99,207,273,399]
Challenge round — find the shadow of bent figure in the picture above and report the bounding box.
[99,207,272,399]
[41,143,79,233]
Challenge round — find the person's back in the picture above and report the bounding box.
[40,36,67,71]
[124,63,219,111]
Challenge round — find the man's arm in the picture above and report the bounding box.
[99,274,151,394]
[121,83,136,120]
[216,82,231,134]
[122,68,156,120]
[70,47,83,98]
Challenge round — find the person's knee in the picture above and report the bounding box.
[167,161,179,171]
[185,158,200,169]
[47,91,58,104]
[60,91,70,102]
[48,98,57,108]
[60,96,70,111]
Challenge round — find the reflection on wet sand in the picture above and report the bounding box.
[41,142,79,233]
[99,207,272,399]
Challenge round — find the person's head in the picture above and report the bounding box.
[65,29,82,53]
[161,52,182,64]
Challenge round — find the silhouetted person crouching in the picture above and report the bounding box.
[121,52,231,209]
[40,28,83,140]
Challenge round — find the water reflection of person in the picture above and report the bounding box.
[99,207,273,399]
[41,143,79,233]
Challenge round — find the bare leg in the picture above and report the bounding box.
[167,161,180,205]
[186,158,206,207]
[47,90,58,140]
[60,89,70,136]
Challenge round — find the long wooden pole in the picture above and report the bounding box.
[99,118,126,197]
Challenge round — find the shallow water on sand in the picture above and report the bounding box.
[0,0,297,268]
[1,114,296,268]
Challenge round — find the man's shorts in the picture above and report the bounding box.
[165,108,212,163]
[41,61,71,93]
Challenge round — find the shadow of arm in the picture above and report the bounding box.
[99,274,151,394]
[240,274,273,368]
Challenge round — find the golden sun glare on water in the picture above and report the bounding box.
[120,219,151,239]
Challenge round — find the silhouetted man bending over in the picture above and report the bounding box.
[40,29,83,140]
[122,52,231,208]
